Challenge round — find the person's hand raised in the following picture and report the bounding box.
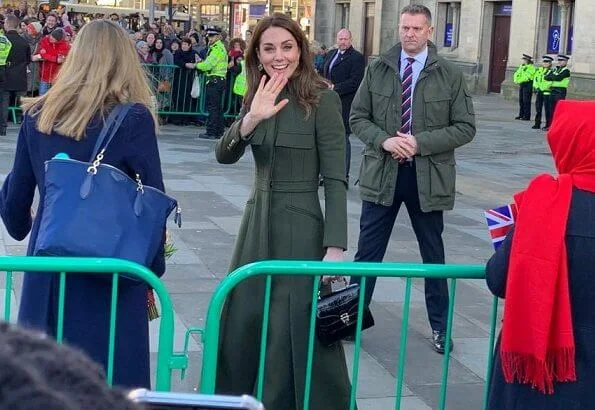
[249,73,289,122]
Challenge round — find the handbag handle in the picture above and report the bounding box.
[89,103,133,162]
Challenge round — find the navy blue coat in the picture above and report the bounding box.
[0,104,166,389]
[486,188,595,409]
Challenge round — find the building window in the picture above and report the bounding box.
[444,4,454,47]
[334,2,350,35]
[547,1,574,55]
[437,2,461,50]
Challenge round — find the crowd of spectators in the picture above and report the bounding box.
[0,5,335,126]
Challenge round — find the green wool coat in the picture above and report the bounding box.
[214,87,354,410]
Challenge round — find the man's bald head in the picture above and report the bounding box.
[336,28,352,51]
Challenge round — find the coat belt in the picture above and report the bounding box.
[255,179,319,192]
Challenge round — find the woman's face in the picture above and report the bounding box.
[233,43,242,52]
[140,44,149,54]
[257,26,300,79]
[146,33,155,45]
[171,42,179,51]
[155,39,163,50]
[181,41,190,51]
[189,36,197,45]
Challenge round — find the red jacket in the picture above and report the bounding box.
[38,36,70,83]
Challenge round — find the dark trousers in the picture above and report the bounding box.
[518,82,533,120]
[350,162,449,331]
[345,132,351,179]
[0,90,24,131]
[543,93,553,128]
[551,88,567,120]
[205,77,226,137]
[534,91,544,126]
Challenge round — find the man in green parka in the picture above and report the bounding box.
[349,4,476,354]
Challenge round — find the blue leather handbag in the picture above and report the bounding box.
[34,104,181,267]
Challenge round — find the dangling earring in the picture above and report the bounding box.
[257,62,264,71]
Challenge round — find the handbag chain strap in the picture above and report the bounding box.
[86,103,133,176]
[86,149,105,175]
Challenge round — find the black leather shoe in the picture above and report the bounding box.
[432,330,454,354]
[0,128,5,136]
[514,116,522,120]
[542,126,549,131]
[531,124,541,129]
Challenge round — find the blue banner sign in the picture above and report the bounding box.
[548,25,561,54]
[495,4,513,16]
[444,23,453,47]
[249,4,266,18]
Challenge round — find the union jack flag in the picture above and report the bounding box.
[484,204,518,250]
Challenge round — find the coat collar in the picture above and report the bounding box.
[331,46,352,67]
[379,41,439,73]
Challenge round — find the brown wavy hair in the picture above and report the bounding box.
[243,13,327,118]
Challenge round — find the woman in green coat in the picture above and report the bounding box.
[214,13,353,410]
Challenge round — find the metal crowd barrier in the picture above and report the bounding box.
[6,63,243,123]
[0,256,186,391]
[198,260,498,410]
[141,64,242,119]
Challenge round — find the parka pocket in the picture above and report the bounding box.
[358,148,385,191]
[429,153,456,197]
[424,93,452,126]
[464,89,475,115]
[369,84,391,129]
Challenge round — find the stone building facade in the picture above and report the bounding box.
[313,0,594,98]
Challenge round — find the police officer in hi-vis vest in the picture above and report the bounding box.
[532,55,553,131]
[513,53,535,121]
[544,54,571,127]
[0,17,13,136]
[193,26,228,140]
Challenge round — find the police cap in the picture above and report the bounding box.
[205,26,222,36]
[557,54,570,61]
[542,55,554,63]
[522,53,533,61]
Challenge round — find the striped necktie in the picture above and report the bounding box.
[400,57,415,134]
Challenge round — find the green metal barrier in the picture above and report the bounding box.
[142,64,241,119]
[199,260,498,410]
[7,64,242,123]
[0,256,185,391]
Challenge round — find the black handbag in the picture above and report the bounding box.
[316,284,375,346]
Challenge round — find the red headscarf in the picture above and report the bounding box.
[501,100,595,393]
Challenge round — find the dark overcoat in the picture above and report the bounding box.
[486,188,595,409]
[5,30,30,92]
[0,104,166,389]
[322,46,365,134]
[214,88,354,410]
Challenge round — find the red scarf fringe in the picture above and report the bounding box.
[500,348,576,394]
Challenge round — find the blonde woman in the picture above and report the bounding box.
[0,20,165,389]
